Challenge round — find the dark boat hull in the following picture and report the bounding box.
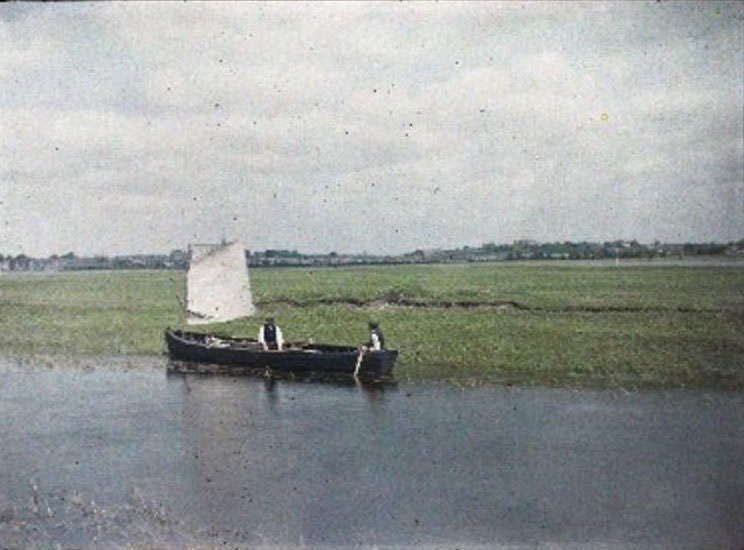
[165,329,397,379]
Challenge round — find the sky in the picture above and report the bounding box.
[1,1,742,257]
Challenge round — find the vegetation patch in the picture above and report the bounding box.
[1,264,742,390]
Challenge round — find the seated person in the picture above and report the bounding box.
[366,320,385,351]
[258,317,284,350]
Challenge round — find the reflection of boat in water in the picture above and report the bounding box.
[165,241,397,379]
[165,329,398,379]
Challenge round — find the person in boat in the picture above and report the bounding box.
[366,320,385,351]
[258,317,284,351]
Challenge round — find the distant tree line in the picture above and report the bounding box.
[1,239,742,272]
[468,239,734,261]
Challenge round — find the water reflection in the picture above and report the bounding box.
[166,372,402,545]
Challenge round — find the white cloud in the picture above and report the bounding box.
[1,1,742,256]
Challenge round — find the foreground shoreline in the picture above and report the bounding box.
[1,350,741,393]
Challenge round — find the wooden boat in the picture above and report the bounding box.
[165,329,398,379]
[166,241,398,379]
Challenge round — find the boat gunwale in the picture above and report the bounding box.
[165,329,395,356]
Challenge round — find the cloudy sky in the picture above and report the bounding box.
[1,1,742,256]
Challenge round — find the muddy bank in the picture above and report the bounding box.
[0,353,167,371]
[258,297,741,314]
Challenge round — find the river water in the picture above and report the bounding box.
[0,356,742,549]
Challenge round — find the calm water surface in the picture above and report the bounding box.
[0,356,742,549]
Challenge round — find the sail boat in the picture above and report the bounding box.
[164,241,398,379]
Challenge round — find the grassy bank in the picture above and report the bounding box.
[1,264,742,389]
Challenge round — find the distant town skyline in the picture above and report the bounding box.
[1,238,740,266]
[2,239,739,274]
[2,2,742,257]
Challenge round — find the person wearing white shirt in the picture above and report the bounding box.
[366,320,385,351]
[258,317,284,351]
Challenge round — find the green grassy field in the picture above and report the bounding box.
[1,263,742,389]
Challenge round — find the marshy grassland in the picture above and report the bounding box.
[1,262,742,389]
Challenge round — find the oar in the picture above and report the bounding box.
[354,347,365,378]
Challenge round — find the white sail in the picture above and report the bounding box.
[186,241,255,325]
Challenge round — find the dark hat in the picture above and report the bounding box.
[368,320,379,328]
